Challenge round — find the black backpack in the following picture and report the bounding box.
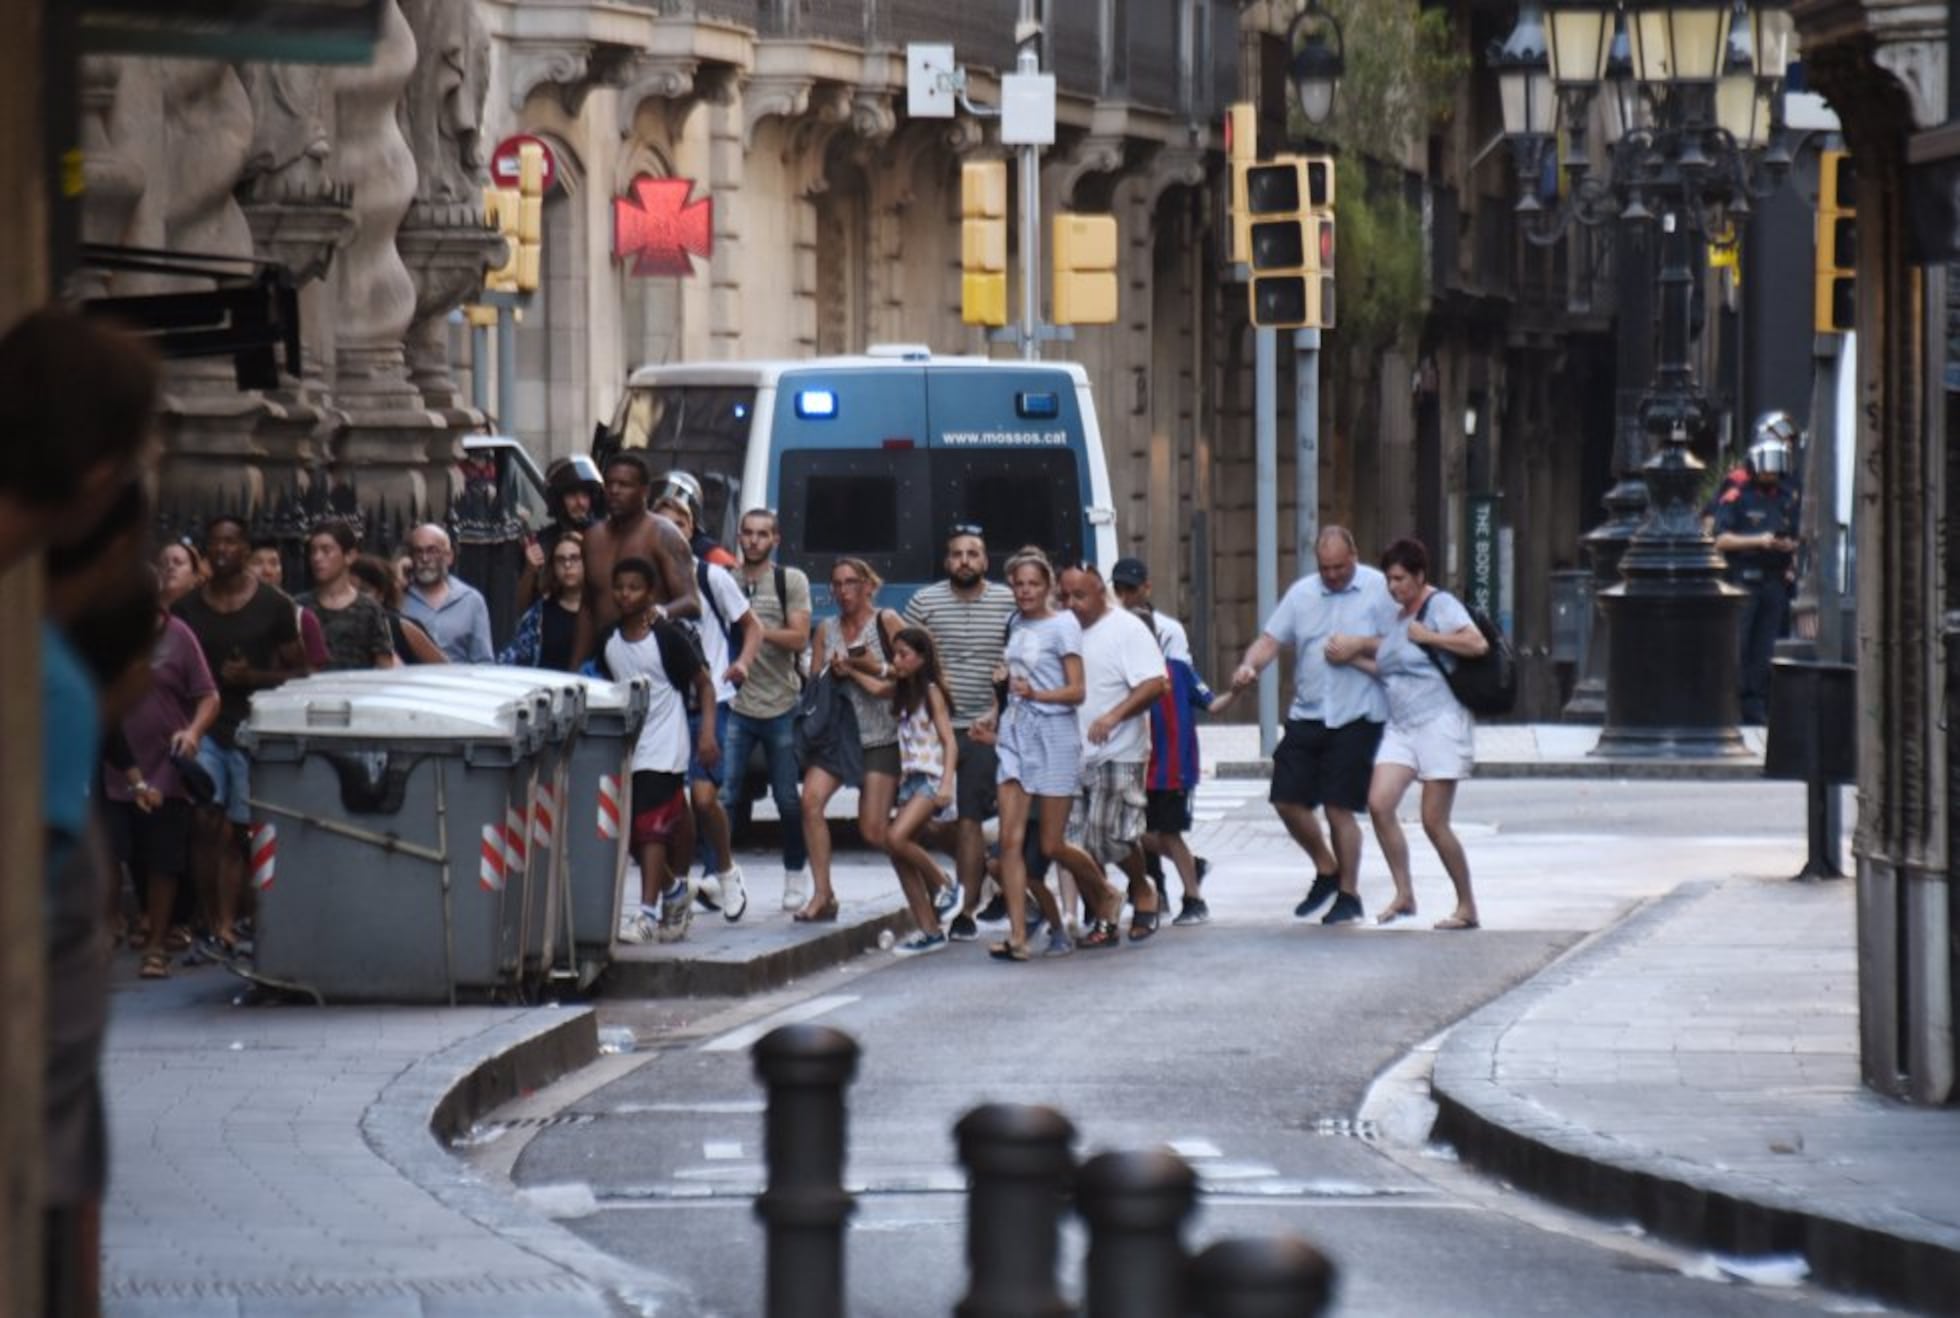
[1419,595,1517,717]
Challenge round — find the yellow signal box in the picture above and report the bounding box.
[1814,149,1855,334]
[1226,102,1256,266]
[515,141,545,292]
[961,160,1009,327]
[1305,211,1335,329]
[1244,156,1313,329]
[482,185,522,291]
[1052,213,1119,325]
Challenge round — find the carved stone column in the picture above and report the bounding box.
[73,57,146,300]
[153,58,266,512]
[329,0,443,519]
[397,0,500,434]
[239,62,357,493]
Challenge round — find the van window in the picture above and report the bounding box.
[612,385,756,546]
[930,450,1084,568]
[777,448,933,583]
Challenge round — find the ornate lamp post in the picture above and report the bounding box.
[1287,0,1345,129]
[1491,0,1794,756]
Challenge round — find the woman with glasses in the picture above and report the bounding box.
[796,557,903,922]
[499,531,586,671]
[156,538,206,608]
[978,547,1103,962]
[297,521,395,671]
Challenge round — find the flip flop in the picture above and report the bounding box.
[1375,904,1417,925]
[987,941,1029,962]
[1433,915,1480,931]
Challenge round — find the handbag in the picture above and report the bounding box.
[793,670,864,787]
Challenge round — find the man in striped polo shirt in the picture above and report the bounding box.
[903,524,1017,940]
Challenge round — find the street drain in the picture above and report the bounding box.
[503,1113,596,1129]
[1311,1117,1381,1140]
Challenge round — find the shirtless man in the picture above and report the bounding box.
[574,451,701,667]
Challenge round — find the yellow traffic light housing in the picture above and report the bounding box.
[1245,157,1315,330]
[482,184,522,292]
[1052,213,1119,326]
[515,141,545,292]
[961,160,1009,327]
[1814,150,1855,334]
[1226,102,1256,265]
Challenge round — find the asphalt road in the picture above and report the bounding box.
[498,781,1865,1316]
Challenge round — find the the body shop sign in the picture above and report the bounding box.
[1466,493,1500,619]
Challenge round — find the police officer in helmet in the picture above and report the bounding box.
[517,454,604,610]
[1712,411,1802,723]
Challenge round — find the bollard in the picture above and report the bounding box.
[752,1024,859,1318]
[1077,1149,1199,1318]
[1189,1236,1337,1317]
[954,1103,1077,1318]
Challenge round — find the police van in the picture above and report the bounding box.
[594,346,1118,609]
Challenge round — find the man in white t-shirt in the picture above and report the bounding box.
[1059,562,1168,948]
[653,492,762,921]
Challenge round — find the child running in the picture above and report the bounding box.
[591,557,719,944]
[886,627,960,954]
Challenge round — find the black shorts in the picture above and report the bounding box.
[1144,788,1193,836]
[954,731,999,823]
[105,798,193,876]
[1270,718,1383,813]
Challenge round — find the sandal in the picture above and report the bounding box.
[1433,915,1481,931]
[987,940,1029,963]
[163,926,194,953]
[1128,910,1160,942]
[1375,902,1417,925]
[1079,920,1121,950]
[792,896,839,923]
[139,951,170,979]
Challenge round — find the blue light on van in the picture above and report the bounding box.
[732,402,749,419]
[1016,392,1060,419]
[795,390,838,419]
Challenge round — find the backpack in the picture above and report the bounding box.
[1418,594,1517,717]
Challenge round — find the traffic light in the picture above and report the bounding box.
[961,160,1008,327]
[1306,210,1335,329]
[515,141,545,292]
[483,184,521,292]
[1245,156,1315,329]
[1814,149,1855,334]
[1226,102,1256,265]
[1052,213,1119,325]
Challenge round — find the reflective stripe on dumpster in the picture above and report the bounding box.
[251,822,277,890]
[598,774,622,840]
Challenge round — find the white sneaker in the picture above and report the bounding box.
[658,881,694,943]
[617,908,653,945]
[717,865,748,922]
[782,867,809,912]
[695,871,722,911]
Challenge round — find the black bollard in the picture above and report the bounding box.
[752,1024,860,1318]
[1189,1236,1337,1317]
[955,1103,1077,1318]
[1077,1150,1199,1318]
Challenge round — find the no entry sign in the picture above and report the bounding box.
[489,134,557,194]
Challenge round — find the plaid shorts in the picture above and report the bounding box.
[1069,760,1148,865]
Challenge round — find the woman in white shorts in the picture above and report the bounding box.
[975,548,1105,962]
[1340,537,1488,929]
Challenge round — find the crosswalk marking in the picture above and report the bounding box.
[700,994,860,1053]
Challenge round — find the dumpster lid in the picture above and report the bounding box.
[246,684,540,743]
[558,672,651,716]
[265,667,585,738]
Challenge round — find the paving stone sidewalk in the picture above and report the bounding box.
[1430,874,1960,1313]
[97,968,641,1317]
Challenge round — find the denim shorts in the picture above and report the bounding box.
[687,702,731,787]
[195,737,253,826]
[896,771,956,822]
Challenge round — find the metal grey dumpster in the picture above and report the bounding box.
[558,674,651,979]
[272,667,588,982]
[239,681,547,1004]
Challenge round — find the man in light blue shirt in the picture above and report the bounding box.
[1231,526,1392,924]
[402,523,494,663]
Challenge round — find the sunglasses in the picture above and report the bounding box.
[948,522,984,540]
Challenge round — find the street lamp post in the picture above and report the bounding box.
[1490,0,1794,756]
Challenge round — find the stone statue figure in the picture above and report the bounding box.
[399,0,492,211]
[239,64,337,206]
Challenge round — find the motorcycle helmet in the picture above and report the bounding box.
[652,469,705,528]
[1747,410,1797,478]
[545,454,604,525]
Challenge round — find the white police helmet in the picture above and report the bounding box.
[1747,411,1797,477]
[651,469,705,526]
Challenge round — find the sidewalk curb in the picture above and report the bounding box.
[362,1004,697,1312]
[1214,759,1765,782]
[599,905,915,997]
[1429,881,1960,1314]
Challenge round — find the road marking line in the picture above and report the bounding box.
[702,1141,744,1160]
[700,994,860,1053]
[608,1100,765,1115]
[1168,1138,1223,1159]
